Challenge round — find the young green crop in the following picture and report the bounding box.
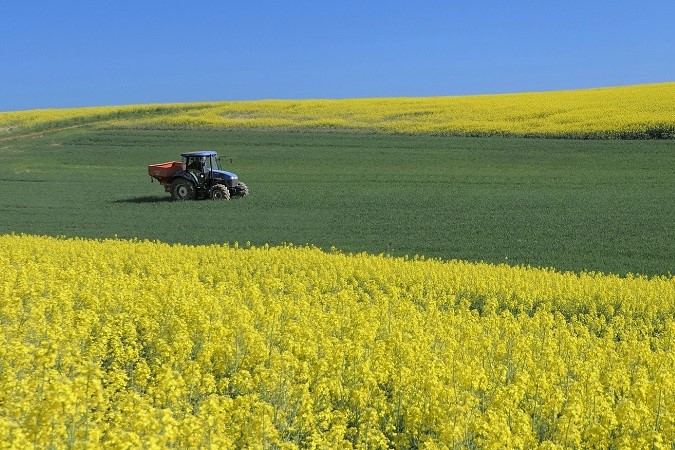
[1,128,673,276]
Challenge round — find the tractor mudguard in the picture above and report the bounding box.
[173,171,200,186]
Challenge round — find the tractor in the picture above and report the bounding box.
[148,151,249,200]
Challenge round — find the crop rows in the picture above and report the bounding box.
[1,235,673,448]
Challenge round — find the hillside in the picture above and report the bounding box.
[2,82,675,139]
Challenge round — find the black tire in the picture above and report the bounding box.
[209,184,231,200]
[230,181,250,197]
[171,178,196,200]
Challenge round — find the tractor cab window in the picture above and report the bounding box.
[203,156,212,173]
[211,156,221,171]
[184,157,204,172]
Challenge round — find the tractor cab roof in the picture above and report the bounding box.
[181,151,218,158]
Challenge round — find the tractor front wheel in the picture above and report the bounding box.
[230,181,250,197]
[171,178,196,200]
[209,184,231,200]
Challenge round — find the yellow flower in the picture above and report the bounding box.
[0,234,673,447]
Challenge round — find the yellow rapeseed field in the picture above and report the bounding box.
[1,234,674,448]
[2,82,675,138]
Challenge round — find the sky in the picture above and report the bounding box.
[1,0,674,111]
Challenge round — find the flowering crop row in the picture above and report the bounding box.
[2,83,675,139]
[1,234,673,448]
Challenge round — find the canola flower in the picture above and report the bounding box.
[1,234,674,448]
[0,103,210,137]
[2,82,675,139]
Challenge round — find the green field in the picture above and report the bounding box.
[1,127,673,275]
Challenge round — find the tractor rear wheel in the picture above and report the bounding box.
[230,181,250,197]
[171,178,196,200]
[209,184,231,200]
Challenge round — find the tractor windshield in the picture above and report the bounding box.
[210,155,221,171]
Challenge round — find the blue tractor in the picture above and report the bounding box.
[148,151,249,200]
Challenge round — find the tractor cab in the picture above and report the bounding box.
[182,154,208,186]
[180,151,238,189]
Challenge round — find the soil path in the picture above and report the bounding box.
[0,124,89,143]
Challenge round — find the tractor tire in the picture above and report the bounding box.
[230,181,250,197]
[209,184,231,200]
[171,178,196,201]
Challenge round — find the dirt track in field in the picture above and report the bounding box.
[0,124,88,143]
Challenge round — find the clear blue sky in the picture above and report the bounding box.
[2,0,674,111]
